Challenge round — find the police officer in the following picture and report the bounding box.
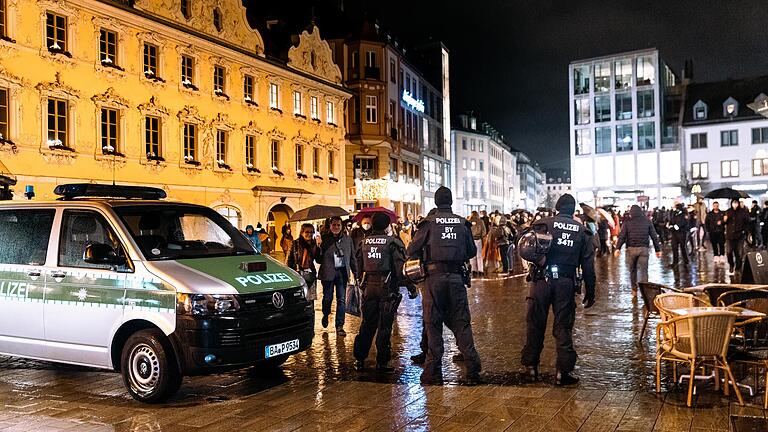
[669,203,689,266]
[407,186,481,384]
[353,212,408,372]
[520,193,596,386]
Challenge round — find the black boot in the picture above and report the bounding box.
[355,360,365,371]
[555,371,579,386]
[525,365,539,382]
[376,363,395,373]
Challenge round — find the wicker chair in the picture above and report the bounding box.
[638,282,679,343]
[717,289,768,307]
[655,310,743,407]
[702,285,737,307]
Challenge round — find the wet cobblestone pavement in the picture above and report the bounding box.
[1,246,768,431]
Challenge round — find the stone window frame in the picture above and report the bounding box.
[91,87,129,159]
[210,56,231,101]
[138,96,170,164]
[267,75,284,114]
[292,133,308,178]
[209,113,235,172]
[241,120,262,175]
[36,73,79,154]
[177,45,201,92]
[137,32,167,85]
[0,0,18,44]
[267,127,286,176]
[92,16,128,76]
[308,135,325,180]
[240,66,261,108]
[177,105,205,168]
[0,67,22,151]
[38,1,78,62]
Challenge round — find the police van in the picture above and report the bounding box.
[0,184,313,402]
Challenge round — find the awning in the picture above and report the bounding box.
[252,185,312,195]
[0,160,16,186]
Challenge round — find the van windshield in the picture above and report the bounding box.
[113,205,256,261]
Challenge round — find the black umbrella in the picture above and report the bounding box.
[579,203,598,221]
[704,187,750,199]
[511,209,528,216]
[289,205,348,222]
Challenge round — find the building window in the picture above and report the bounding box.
[216,206,241,229]
[390,58,396,83]
[636,55,655,86]
[181,55,196,89]
[754,159,768,176]
[183,123,196,162]
[326,101,335,124]
[46,98,68,148]
[99,29,118,66]
[270,139,280,169]
[479,141,484,152]
[471,139,476,151]
[269,83,280,110]
[690,133,707,149]
[573,65,589,95]
[575,129,591,155]
[245,135,256,170]
[145,116,161,159]
[215,130,227,166]
[479,160,484,171]
[693,100,707,120]
[616,124,633,152]
[723,97,739,117]
[753,127,768,144]
[213,65,226,95]
[354,157,376,179]
[243,75,255,103]
[614,59,632,89]
[295,144,303,172]
[595,126,611,154]
[365,95,377,123]
[328,151,335,177]
[462,137,467,150]
[595,96,610,122]
[213,8,222,32]
[638,122,655,150]
[100,108,119,154]
[45,12,67,53]
[351,50,358,70]
[389,157,399,181]
[310,96,318,120]
[691,162,708,179]
[637,90,654,118]
[462,158,467,169]
[722,160,739,178]
[615,93,632,120]
[0,0,6,38]
[365,51,376,67]
[574,98,590,125]
[143,43,159,78]
[0,88,7,141]
[312,147,320,174]
[181,0,191,19]
[721,130,738,147]
[293,91,303,116]
[594,62,610,92]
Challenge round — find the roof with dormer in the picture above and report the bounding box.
[682,75,768,126]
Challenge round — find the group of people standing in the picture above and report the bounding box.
[467,210,517,277]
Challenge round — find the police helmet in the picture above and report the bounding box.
[517,230,552,265]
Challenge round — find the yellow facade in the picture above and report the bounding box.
[0,0,350,247]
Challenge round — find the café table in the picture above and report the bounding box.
[668,306,766,320]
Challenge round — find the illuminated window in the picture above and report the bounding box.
[594,62,610,92]
[215,130,227,164]
[326,101,335,124]
[295,144,304,172]
[690,133,707,149]
[293,91,303,116]
[181,55,195,87]
[723,97,739,117]
[243,75,254,102]
[616,124,633,152]
[614,59,632,89]
[46,98,67,148]
[145,116,161,159]
[143,43,159,77]
[213,65,226,95]
[636,56,655,86]
[245,135,255,168]
[100,108,119,154]
[721,160,739,178]
[721,130,738,147]
[573,65,589,95]
[365,95,377,123]
[615,93,632,120]
[45,12,67,53]
[183,123,196,161]
[638,122,655,150]
[310,96,319,120]
[0,88,7,141]
[99,29,117,65]
[180,0,191,19]
[575,129,591,155]
[595,96,610,122]
[269,83,279,109]
[692,162,708,179]
[637,90,654,118]
[574,98,590,125]
[270,139,280,169]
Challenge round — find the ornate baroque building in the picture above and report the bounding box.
[0,0,350,247]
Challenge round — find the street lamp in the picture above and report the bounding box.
[691,184,701,195]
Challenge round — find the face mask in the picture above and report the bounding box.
[362,223,371,230]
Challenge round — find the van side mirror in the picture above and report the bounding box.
[84,243,126,266]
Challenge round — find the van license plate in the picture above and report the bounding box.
[265,339,300,358]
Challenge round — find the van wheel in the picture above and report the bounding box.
[261,354,289,369]
[121,329,182,403]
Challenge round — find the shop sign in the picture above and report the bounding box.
[402,90,425,113]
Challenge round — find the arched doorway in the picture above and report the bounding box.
[267,204,293,253]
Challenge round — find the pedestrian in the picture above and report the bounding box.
[520,193,596,386]
[613,205,661,297]
[407,187,481,384]
[597,217,610,256]
[286,223,322,299]
[492,216,511,273]
[750,200,761,248]
[724,198,750,274]
[353,212,408,372]
[280,224,294,255]
[468,211,486,277]
[351,214,372,249]
[256,223,271,254]
[244,224,262,253]
[318,216,358,336]
[761,201,768,247]
[705,202,726,264]
[668,203,689,266]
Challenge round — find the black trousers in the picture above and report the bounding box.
[422,272,481,381]
[498,244,510,272]
[353,278,401,365]
[726,236,745,270]
[671,232,688,264]
[710,231,725,256]
[521,278,577,372]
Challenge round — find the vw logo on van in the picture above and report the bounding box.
[272,292,285,309]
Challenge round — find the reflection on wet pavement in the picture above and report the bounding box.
[0,247,767,431]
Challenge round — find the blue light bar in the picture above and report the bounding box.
[53,183,167,200]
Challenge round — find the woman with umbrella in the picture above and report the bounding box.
[286,223,322,301]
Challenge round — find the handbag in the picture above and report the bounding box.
[298,248,317,301]
[345,282,362,317]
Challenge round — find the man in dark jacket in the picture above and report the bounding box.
[668,204,689,266]
[750,200,762,248]
[318,216,359,336]
[761,201,768,248]
[724,198,750,274]
[705,202,726,264]
[614,205,661,297]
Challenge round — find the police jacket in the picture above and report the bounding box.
[533,215,596,300]
[355,232,407,287]
[406,206,476,264]
[668,209,689,233]
[616,205,661,251]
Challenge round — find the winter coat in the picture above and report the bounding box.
[616,205,661,251]
[668,209,689,234]
[705,210,725,234]
[286,237,321,276]
[470,215,486,240]
[317,232,358,282]
[244,225,262,253]
[724,206,750,240]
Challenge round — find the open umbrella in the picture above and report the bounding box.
[351,206,398,223]
[289,204,348,222]
[597,208,615,229]
[704,187,750,199]
[511,209,529,216]
[579,203,598,221]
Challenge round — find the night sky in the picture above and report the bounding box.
[251,1,768,172]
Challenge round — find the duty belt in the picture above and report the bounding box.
[425,262,463,274]
[545,264,576,280]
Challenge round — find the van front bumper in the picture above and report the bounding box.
[172,302,314,374]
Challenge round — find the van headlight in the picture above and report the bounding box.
[299,278,308,300]
[177,294,240,315]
